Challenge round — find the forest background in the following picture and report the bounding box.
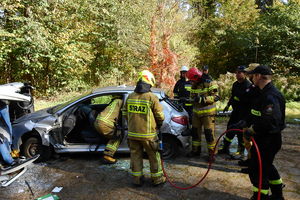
[0,0,299,120]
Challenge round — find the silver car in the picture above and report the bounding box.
[12,85,191,161]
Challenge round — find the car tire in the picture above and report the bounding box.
[22,137,52,162]
[161,136,179,160]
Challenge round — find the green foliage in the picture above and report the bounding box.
[215,72,235,101]
[251,1,300,74]
[192,0,260,75]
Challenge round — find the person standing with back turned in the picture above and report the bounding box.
[123,70,166,187]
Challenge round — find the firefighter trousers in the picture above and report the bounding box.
[128,139,164,184]
[249,133,282,194]
[192,115,217,154]
[94,122,121,157]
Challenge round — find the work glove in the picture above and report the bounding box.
[223,105,229,113]
[194,95,204,104]
[204,96,215,104]
[228,120,247,130]
[243,127,255,141]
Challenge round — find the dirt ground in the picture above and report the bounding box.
[1,123,299,200]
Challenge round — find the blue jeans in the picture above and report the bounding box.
[0,105,14,165]
[0,139,14,165]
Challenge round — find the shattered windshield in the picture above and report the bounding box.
[47,92,91,114]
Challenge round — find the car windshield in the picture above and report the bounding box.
[47,92,91,114]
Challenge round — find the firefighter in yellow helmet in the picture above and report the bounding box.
[186,67,219,162]
[123,70,166,186]
[94,95,123,164]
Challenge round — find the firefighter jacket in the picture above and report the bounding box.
[173,78,191,99]
[228,79,251,115]
[246,82,285,135]
[123,90,165,141]
[190,79,219,117]
[96,98,123,129]
[201,73,213,83]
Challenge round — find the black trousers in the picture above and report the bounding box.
[249,133,282,190]
[225,110,243,144]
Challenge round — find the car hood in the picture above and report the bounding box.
[13,107,52,124]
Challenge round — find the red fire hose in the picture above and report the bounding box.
[161,129,263,200]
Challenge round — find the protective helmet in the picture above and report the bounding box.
[137,70,156,86]
[186,67,202,82]
[180,66,189,72]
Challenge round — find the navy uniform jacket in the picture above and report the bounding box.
[228,79,252,115]
[247,82,285,135]
[173,78,191,98]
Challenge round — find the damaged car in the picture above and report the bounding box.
[11,85,191,161]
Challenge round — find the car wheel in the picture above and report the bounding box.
[22,137,52,161]
[161,136,179,160]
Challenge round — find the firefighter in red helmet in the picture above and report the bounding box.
[186,67,219,161]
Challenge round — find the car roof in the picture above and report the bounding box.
[92,85,163,94]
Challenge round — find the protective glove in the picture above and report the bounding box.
[194,95,204,104]
[228,120,247,130]
[223,105,229,113]
[204,96,215,104]
[243,127,255,141]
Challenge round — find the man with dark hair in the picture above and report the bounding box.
[220,66,251,158]
[234,65,285,200]
[201,65,213,83]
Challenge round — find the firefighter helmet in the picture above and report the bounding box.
[137,70,156,86]
[186,67,202,82]
[180,66,189,72]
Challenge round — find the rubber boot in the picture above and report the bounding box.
[152,176,166,187]
[218,139,230,155]
[269,184,285,200]
[231,145,245,160]
[250,192,269,200]
[132,175,144,187]
[102,155,117,164]
[238,158,250,167]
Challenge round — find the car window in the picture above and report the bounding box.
[91,95,113,105]
[48,92,91,114]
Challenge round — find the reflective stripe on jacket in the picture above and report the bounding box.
[191,81,219,117]
[96,99,123,129]
[123,92,164,141]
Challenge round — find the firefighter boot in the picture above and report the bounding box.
[250,192,269,200]
[232,145,245,160]
[152,176,166,187]
[132,176,144,187]
[102,155,117,164]
[218,139,231,155]
[269,184,285,200]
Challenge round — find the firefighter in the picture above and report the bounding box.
[186,67,219,161]
[123,70,165,186]
[220,66,251,158]
[201,65,213,83]
[237,63,261,171]
[233,65,285,200]
[94,96,123,164]
[173,66,192,117]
